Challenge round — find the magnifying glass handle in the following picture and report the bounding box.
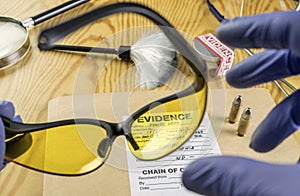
[23,0,89,28]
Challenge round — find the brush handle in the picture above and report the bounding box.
[44,44,131,60]
[38,3,172,45]
[48,44,117,54]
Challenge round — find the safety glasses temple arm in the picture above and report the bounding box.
[2,116,77,134]
[38,2,207,79]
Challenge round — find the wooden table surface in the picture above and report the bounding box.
[0,0,299,195]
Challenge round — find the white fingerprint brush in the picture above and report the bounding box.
[40,31,178,90]
[130,32,177,89]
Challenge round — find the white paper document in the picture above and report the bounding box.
[126,113,222,196]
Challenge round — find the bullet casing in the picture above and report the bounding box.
[228,95,242,123]
[237,107,251,137]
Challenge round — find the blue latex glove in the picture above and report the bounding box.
[182,11,300,196]
[0,101,21,171]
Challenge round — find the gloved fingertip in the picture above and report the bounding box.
[0,101,14,108]
[249,126,278,153]
[0,101,15,119]
[181,168,193,190]
[216,23,227,35]
[182,157,228,195]
[249,92,300,153]
[216,17,243,47]
[181,159,209,194]
[1,159,9,170]
[217,17,240,31]
[225,69,246,88]
[249,141,266,152]
[13,115,23,123]
[225,70,236,86]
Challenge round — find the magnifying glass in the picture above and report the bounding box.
[0,0,89,69]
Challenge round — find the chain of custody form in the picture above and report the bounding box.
[126,113,221,196]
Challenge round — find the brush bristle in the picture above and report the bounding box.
[131,32,178,90]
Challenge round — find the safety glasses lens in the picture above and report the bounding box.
[128,84,207,160]
[5,124,108,175]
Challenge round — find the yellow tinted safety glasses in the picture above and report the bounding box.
[4,81,206,175]
[4,2,210,176]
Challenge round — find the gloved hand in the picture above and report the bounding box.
[182,11,300,196]
[0,101,21,171]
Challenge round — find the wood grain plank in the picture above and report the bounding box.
[0,0,299,195]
